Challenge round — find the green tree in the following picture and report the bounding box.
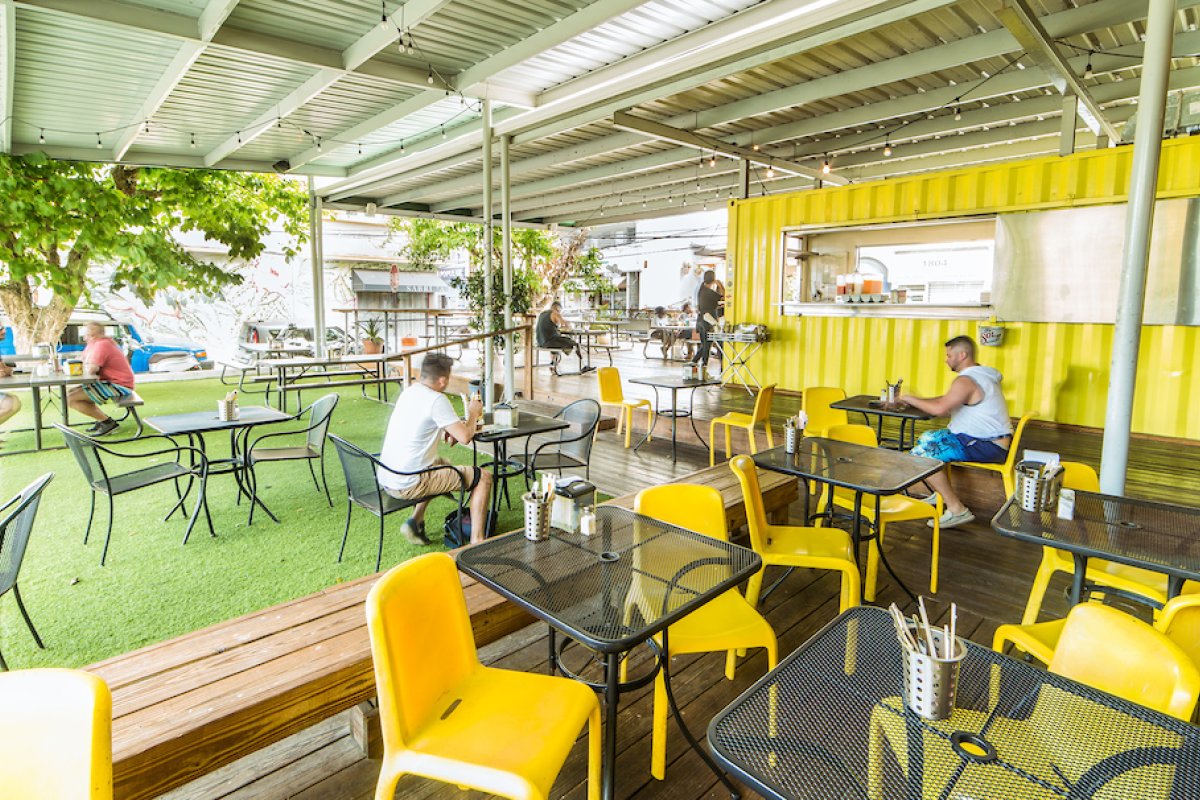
[0,153,308,351]
[392,218,610,322]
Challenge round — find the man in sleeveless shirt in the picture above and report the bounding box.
[535,301,591,373]
[899,335,1013,529]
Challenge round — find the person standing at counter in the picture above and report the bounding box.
[899,335,1013,529]
[690,270,725,374]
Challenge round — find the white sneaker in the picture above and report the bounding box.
[928,508,974,529]
[916,492,939,506]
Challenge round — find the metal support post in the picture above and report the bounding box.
[1059,95,1078,156]
[307,177,327,358]
[1100,0,1177,494]
[481,100,494,412]
[737,159,750,199]
[501,133,515,400]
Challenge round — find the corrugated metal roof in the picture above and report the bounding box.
[6,0,1200,225]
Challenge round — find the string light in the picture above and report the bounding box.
[96,133,102,149]
[427,68,435,85]
[315,136,322,151]
[883,139,892,157]
[751,143,760,151]
[954,107,962,121]
[190,132,196,148]
[1083,55,1094,79]
[379,0,388,28]
[765,163,775,178]
[400,140,405,153]
[709,151,717,167]
[441,126,447,140]
[143,120,150,134]
[236,130,242,144]
[821,159,831,175]
[38,129,45,145]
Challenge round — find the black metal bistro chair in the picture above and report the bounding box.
[328,435,469,572]
[244,393,339,524]
[514,398,601,483]
[55,424,212,566]
[0,473,54,671]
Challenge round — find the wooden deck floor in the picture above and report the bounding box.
[160,345,1200,800]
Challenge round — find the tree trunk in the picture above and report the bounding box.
[0,279,78,353]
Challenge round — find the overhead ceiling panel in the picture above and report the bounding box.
[12,6,186,151]
[225,0,382,52]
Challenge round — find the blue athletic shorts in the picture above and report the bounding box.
[912,428,1008,464]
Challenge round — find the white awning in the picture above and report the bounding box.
[350,269,450,294]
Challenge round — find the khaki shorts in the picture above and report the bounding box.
[385,459,478,500]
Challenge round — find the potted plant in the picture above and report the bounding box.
[358,318,385,354]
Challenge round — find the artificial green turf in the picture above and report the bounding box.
[0,376,531,669]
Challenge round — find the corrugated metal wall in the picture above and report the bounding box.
[729,137,1200,439]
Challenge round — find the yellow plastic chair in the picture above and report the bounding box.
[1018,461,1198,626]
[366,552,601,800]
[801,386,847,438]
[709,384,776,466]
[631,484,778,780]
[955,410,1037,498]
[597,366,654,448]
[818,424,942,600]
[995,593,1200,674]
[0,668,113,799]
[729,454,860,613]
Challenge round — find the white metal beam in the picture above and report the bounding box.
[322,200,551,229]
[112,0,243,160]
[205,0,451,165]
[997,0,1122,142]
[1,0,15,154]
[611,110,848,185]
[9,141,347,175]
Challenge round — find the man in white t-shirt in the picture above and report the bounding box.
[378,353,492,544]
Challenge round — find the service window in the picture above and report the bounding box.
[780,231,806,304]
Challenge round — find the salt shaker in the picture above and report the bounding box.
[580,506,596,536]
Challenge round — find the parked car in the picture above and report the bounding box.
[0,312,209,373]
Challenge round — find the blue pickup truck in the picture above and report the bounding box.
[1,313,209,373]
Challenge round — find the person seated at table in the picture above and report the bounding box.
[0,329,21,437]
[67,322,135,436]
[899,335,1012,529]
[535,300,591,373]
[378,353,492,545]
[676,301,698,358]
[690,270,725,374]
[648,306,674,357]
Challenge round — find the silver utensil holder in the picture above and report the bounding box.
[902,627,967,721]
[1015,461,1063,512]
[522,492,551,541]
[784,425,798,454]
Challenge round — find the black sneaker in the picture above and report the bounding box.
[91,418,119,436]
[400,518,430,545]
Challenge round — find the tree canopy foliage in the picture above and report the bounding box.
[0,153,308,349]
[393,217,611,329]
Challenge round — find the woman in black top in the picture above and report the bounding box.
[690,270,724,371]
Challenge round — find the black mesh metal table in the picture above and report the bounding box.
[992,492,1200,606]
[709,606,1200,800]
[471,410,570,517]
[457,505,761,800]
[629,374,721,463]
[830,394,935,450]
[146,406,293,524]
[753,440,943,599]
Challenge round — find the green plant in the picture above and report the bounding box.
[450,266,538,346]
[357,318,385,343]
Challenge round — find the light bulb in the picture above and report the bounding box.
[38,129,45,145]
[954,108,962,121]
[96,134,103,149]
[315,137,322,151]
[1083,59,1093,79]
[883,142,892,157]
[752,143,760,151]
[427,69,434,85]
[765,165,775,178]
[821,160,831,175]
[190,133,196,148]
[400,141,406,153]
[441,127,446,140]
[709,156,716,167]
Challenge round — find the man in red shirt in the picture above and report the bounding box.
[68,322,136,436]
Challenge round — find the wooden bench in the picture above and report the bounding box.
[605,461,799,531]
[86,569,532,800]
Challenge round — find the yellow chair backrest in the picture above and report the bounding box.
[729,455,770,553]
[1060,461,1100,492]
[751,384,776,426]
[635,484,727,541]
[1001,411,1038,472]
[0,668,113,799]
[802,387,847,433]
[828,423,877,448]
[1049,603,1200,720]
[597,366,624,405]
[1158,594,1200,673]
[366,552,479,751]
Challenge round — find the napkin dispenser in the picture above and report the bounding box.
[551,477,596,533]
[493,403,519,427]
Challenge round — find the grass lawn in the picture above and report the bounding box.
[0,375,533,669]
